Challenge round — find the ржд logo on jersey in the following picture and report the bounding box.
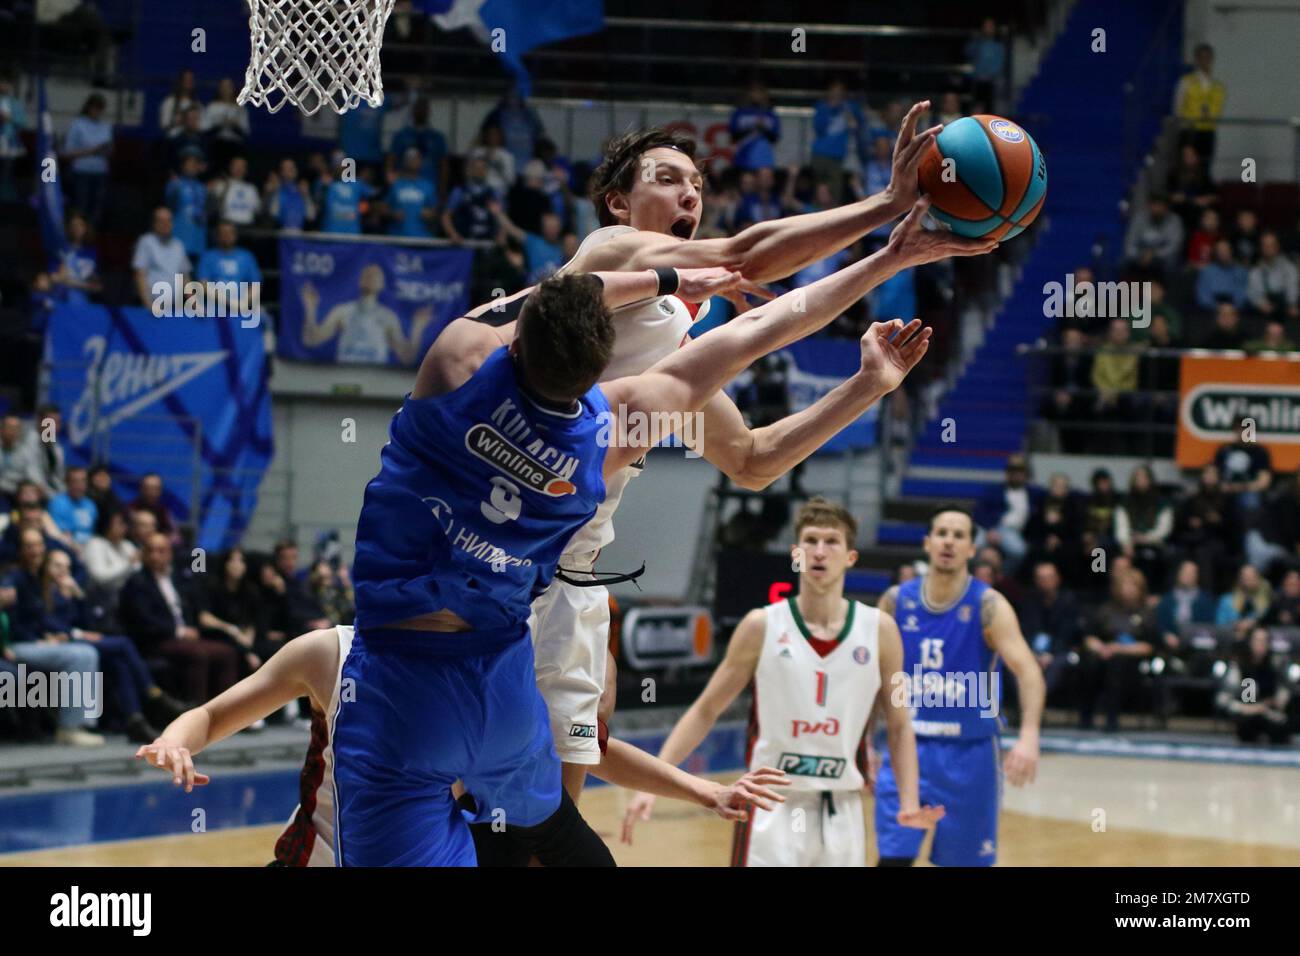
[790,718,840,738]
[777,753,846,779]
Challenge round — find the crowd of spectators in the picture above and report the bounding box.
[976,450,1298,740]
[0,409,353,747]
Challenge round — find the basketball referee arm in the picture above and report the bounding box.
[984,590,1042,787]
[577,102,941,283]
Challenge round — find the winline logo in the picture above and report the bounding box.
[1181,384,1300,443]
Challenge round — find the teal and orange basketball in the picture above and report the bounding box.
[917,114,1047,240]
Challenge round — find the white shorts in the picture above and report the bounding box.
[528,575,609,765]
[732,789,866,867]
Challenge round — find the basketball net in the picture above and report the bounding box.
[238,0,397,115]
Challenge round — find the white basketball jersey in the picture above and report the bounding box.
[749,598,881,792]
[556,225,705,561]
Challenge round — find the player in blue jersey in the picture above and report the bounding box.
[331,197,993,867]
[873,506,1044,866]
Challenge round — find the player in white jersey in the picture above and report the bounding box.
[623,498,944,866]
[135,624,790,866]
[522,103,989,802]
[299,263,433,365]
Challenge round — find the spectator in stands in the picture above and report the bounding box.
[0,570,103,747]
[1214,413,1272,522]
[976,545,1024,610]
[35,545,186,742]
[442,156,498,244]
[736,167,784,231]
[966,18,1006,109]
[210,155,262,227]
[165,150,209,261]
[1200,301,1246,350]
[506,159,554,236]
[263,158,315,230]
[309,556,354,626]
[83,508,139,604]
[1173,463,1237,592]
[1042,326,1092,452]
[127,473,179,544]
[809,79,863,203]
[1245,474,1300,574]
[166,105,208,171]
[1264,568,1300,626]
[470,125,516,198]
[1185,207,1220,269]
[1195,238,1248,313]
[1217,625,1291,744]
[376,147,439,239]
[119,532,239,704]
[1245,317,1297,353]
[1083,468,1121,552]
[1116,464,1174,591]
[1133,280,1183,343]
[491,204,565,284]
[132,207,192,309]
[1230,208,1260,266]
[86,464,123,520]
[25,404,65,500]
[1123,194,1184,279]
[1091,318,1141,451]
[1,479,76,563]
[1155,559,1217,654]
[974,455,1039,574]
[1080,570,1156,732]
[200,77,250,172]
[127,509,157,552]
[860,136,895,244]
[159,69,199,133]
[196,221,262,310]
[1216,564,1273,633]
[45,211,102,305]
[935,91,964,126]
[261,539,330,640]
[1166,143,1216,232]
[1024,473,1084,569]
[0,414,42,509]
[338,101,386,174]
[198,547,267,674]
[1173,43,1225,166]
[48,466,96,550]
[1247,231,1299,320]
[0,71,28,201]
[62,93,113,224]
[481,86,544,173]
[730,80,780,172]
[319,154,374,235]
[1017,561,1083,706]
[390,96,448,197]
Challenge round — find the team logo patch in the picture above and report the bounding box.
[777,753,846,779]
[569,724,597,738]
[779,648,794,660]
[959,605,973,623]
[777,632,791,645]
[853,645,871,665]
[988,119,1025,143]
[465,422,577,496]
[657,298,676,316]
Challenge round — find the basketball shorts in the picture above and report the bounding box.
[731,788,866,867]
[874,735,1002,867]
[330,625,562,866]
[529,573,609,766]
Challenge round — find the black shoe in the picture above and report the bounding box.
[147,691,190,725]
[125,713,161,745]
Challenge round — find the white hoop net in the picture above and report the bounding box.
[238,0,397,115]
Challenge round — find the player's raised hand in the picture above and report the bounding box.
[897,804,946,830]
[706,766,790,822]
[1003,739,1039,787]
[887,197,999,267]
[621,791,657,845]
[886,100,942,213]
[135,741,209,793]
[674,266,775,313]
[859,318,932,393]
[300,280,319,313]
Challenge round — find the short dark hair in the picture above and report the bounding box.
[516,274,614,402]
[588,127,698,227]
[927,504,977,537]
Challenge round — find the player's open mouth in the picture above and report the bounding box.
[670,216,694,239]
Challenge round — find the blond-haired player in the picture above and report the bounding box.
[623,497,943,866]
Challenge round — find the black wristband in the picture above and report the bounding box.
[654,267,679,297]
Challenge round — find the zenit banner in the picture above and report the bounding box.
[1177,355,1300,469]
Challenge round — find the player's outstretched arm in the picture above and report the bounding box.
[983,590,1043,786]
[578,101,940,284]
[621,608,766,840]
[878,614,946,829]
[134,628,338,792]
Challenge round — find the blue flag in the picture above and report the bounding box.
[33,76,67,260]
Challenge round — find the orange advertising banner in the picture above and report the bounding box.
[1177,355,1300,470]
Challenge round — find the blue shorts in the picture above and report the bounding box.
[330,626,561,866]
[874,735,1002,867]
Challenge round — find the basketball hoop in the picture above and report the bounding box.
[238,0,397,115]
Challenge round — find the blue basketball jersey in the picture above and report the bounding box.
[894,576,1002,738]
[351,346,608,634]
